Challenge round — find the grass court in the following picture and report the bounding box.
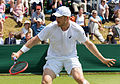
[0,73,120,84]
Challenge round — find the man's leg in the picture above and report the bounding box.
[105,7,109,22]
[89,22,97,40]
[94,29,105,43]
[42,68,56,84]
[71,67,90,84]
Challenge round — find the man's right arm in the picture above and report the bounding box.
[11,35,41,60]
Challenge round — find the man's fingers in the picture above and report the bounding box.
[106,58,117,67]
[109,62,113,66]
[107,64,110,67]
[111,60,115,64]
[109,59,116,65]
[111,59,116,61]
[11,52,17,60]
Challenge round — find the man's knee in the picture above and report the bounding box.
[71,68,90,84]
[41,68,56,84]
[75,78,89,84]
[75,77,85,84]
[71,68,84,83]
[76,79,90,84]
[42,75,53,84]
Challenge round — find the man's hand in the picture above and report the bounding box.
[102,58,116,67]
[11,52,19,60]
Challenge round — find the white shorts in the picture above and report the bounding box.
[43,57,82,76]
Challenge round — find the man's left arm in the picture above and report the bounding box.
[83,40,116,67]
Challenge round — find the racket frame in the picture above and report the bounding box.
[9,61,28,75]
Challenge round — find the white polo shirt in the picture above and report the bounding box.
[38,21,87,59]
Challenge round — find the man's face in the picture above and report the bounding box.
[102,0,106,5]
[115,20,120,25]
[92,12,97,18]
[108,35,113,39]
[36,9,41,14]
[25,23,30,29]
[9,32,14,38]
[37,21,42,25]
[56,16,67,27]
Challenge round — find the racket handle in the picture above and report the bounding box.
[13,57,17,64]
[13,57,17,61]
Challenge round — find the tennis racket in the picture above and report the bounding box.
[9,57,28,75]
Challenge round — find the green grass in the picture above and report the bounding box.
[0,74,120,84]
[85,74,120,84]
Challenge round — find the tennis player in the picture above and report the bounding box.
[11,6,116,84]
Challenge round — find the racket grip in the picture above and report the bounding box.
[13,57,17,61]
[13,57,17,65]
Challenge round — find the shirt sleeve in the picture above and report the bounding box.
[37,22,54,41]
[76,26,87,43]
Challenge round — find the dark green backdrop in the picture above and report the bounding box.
[0,44,120,73]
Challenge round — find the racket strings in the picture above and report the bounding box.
[11,63,27,73]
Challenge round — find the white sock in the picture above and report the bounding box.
[10,8,13,12]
